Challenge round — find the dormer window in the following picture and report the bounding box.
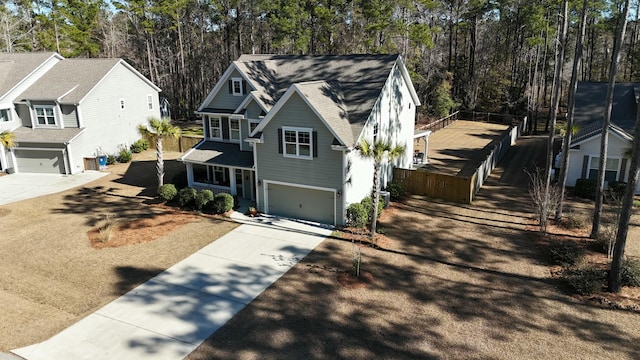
[34,105,56,126]
[231,77,243,96]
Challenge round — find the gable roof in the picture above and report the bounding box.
[0,52,61,100]
[17,58,160,104]
[572,82,638,143]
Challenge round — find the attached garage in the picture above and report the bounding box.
[14,149,66,174]
[265,182,336,225]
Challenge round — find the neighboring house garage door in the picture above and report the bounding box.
[14,149,66,174]
[266,182,335,225]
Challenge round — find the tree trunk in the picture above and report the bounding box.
[370,162,381,238]
[608,102,640,292]
[592,0,631,238]
[545,0,568,191]
[156,137,164,188]
[556,0,588,221]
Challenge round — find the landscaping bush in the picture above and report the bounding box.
[574,178,597,199]
[212,193,234,213]
[622,259,640,287]
[591,236,610,254]
[360,196,384,222]
[548,241,586,267]
[608,181,627,198]
[178,187,197,208]
[563,211,588,230]
[158,184,177,201]
[117,148,132,163]
[130,139,149,153]
[195,189,214,210]
[106,154,117,165]
[385,181,405,200]
[347,203,368,228]
[564,266,606,295]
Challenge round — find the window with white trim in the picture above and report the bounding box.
[588,156,620,183]
[0,109,10,122]
[231,77,243,96]
[209,117,222,139]
[34,105,56,126]
[249,120,260,134]
[119,98,126,110]
[283,127,312,159]
[147,94,153,111]
[229,118,240,142]
[213,166,230,186]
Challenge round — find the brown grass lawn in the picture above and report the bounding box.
[187,136,640,360]
[0,150,238,351]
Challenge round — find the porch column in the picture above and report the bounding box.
[186,163,194,187]
[229,167,237,196]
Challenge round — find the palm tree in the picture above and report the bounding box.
[0,130,16,149]
[138,117,181,188]
[356,138,405,238]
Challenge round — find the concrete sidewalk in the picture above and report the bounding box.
[0,172,107,206]
[12,214,331,360]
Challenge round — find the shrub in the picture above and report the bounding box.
[130,139,149,153]
[347,203,369,228]
[360,196,384,222]
[195,189,214,210]
[608,181,627,198]
[386,181,405,200]
[178,187,197,208]
[591,236,610,254]
[212,193,234,213]
[117,148,132,163]
[622,259,640,287]
[548,241,586,267]
[574,178,597,199]
[564,266,606,295]
[158,184,177,201]
[106,154,117,165]
[563,211,588,230]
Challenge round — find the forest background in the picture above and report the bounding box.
[1,0,638,122]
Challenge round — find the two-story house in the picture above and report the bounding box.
[0,52,161,174]
[180,54,420,226]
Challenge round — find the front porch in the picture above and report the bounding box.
[180,140,255,200]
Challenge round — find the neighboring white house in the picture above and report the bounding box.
[180,54,420,226]
[564,82,640,193]
[0,52,161,174]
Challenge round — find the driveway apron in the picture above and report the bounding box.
[12,214,331,360]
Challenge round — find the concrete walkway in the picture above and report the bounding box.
[12,213,331,360]
[0,172,107,206]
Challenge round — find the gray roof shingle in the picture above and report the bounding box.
[17,58,121,104]
[0,52,58,98]
[182,141,254,168]
[572,82,638,143]
[13,126,84,144]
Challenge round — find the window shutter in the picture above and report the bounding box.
[278,128,283,154]
[242,80,248,94]
[581,155,589,178]
[228,80,232,93]
[313,131,318,158]
[620,158,627,181]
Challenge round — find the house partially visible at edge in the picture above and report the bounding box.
[0,52,161,175]
[180,54,421,226]
[564,82,640,193]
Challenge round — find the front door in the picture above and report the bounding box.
[235,169,243,197]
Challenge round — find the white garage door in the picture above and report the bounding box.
[15,149,66,174]
[267,183,335,225]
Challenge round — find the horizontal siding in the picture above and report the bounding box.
[245,100,264,119]
[60,105,78,128]
[207,69,248,111]
[567,134,631,186]
[15,104,31,127]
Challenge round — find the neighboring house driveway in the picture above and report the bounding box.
[0,172,107,206]
[12,213,331,360]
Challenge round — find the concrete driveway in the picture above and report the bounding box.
[0,172,107,206]
[12,213,331,360]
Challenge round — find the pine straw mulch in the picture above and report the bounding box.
[528,218,640,313]
[87,205,230,249]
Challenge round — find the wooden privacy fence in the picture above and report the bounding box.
[395,120,525,204]
[161,135,203,152]
[394,168,477,204]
